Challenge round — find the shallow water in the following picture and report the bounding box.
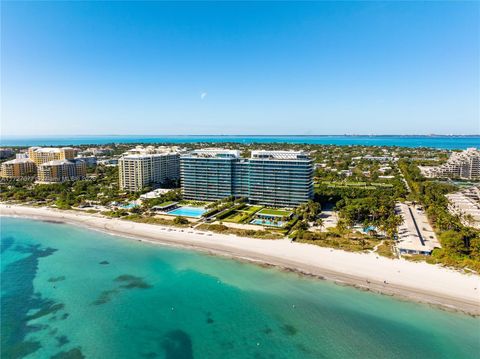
[1,217,479,358]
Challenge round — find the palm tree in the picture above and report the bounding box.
[382,214,403,240]
[315,218,324,231]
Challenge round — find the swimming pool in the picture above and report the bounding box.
[120,203,137,209]
[251,219,285,227]
[167,206,206,218]
[362,226,377,233]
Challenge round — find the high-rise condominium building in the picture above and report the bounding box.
[28,147,77,166]
[419,148,480,180]
[1,158,36,178]
[37,159,87,183]
[181,149,313,207]
[119,146,180,191]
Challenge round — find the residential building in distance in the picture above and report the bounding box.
[1,158,36,178]
[446,186,480,229]
[78,147,112,156]
[119,146,181,191]
[37,159,87,183]
[16,152,29,159]
[97,158,119,166]
[75,155,97,167]
[181,149,313,207]
[1,146,87,182]
[419,148,480,180]
[28,147,77,166]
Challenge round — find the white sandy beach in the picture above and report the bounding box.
[1,204,479,316]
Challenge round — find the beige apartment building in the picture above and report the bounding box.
[37,159,87,183]
[119,146,180,191]
[28,147,77,166]
[419,148,480,180]
[1,158,36,178]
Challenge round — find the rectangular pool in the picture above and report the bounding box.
[167,206,206,218]
[250,219,285,227]
[120,203,138,209]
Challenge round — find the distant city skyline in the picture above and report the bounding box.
[2,1,479,136]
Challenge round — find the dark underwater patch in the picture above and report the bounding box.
[50,347,85,359]
[206,317,214,324]
[262,327,273,335]
[30,323,49,333]
[42,220,64,225]
[92,289,119,305]
[1,243,58,359]
[48,276,66,283]
[92,275,152,306]
[56,335,70,347]
[281,324,298,336]
[1,236,14,254]
[161,330,193,359]
[115,274,152,289]
[27,303,65,321]
[99,260,110,265]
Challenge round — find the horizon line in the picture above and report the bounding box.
[2,134,480,138]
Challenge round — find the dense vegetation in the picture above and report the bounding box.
[399,160,480,271]
[3,143,478,270]
[0,167,126,207]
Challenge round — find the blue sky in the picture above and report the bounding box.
[1,1,478,136]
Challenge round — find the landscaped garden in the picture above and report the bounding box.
[222,205,263,223]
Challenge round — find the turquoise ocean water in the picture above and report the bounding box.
[1,217,479,359]
[1,135,479,149]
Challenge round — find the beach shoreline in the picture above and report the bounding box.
[1,204,479,316]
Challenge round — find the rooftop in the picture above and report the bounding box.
[121,146,181,159]
[182,149,311,160]
[3,158,35,164]
[182,149,240,158]
[39,159,75,166]
[251,150,310,160]
[29,147,74,153]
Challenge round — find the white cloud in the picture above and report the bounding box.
[200,92,207,100]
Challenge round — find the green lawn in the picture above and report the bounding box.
[223,205,263,223]
[257,208,292,217]
[223,211,246,223]
[244,205,263,214]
